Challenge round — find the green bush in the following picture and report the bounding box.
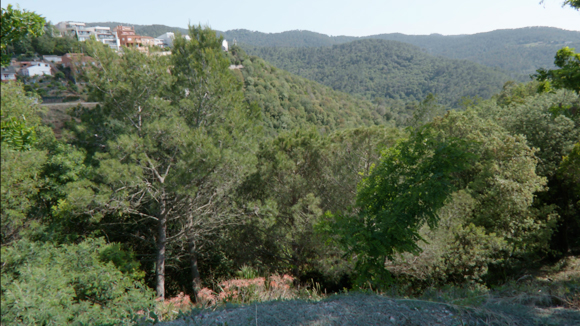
[1,238,155,325]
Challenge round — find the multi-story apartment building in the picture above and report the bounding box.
[114,26,148,53]
[55,22,120,50]
[55,21,87,36]
[86,26,120,50]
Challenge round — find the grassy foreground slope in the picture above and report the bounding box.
[242,39,514,107]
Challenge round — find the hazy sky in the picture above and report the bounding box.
[8,0,580,36]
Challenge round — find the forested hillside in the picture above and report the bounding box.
[243,39,515,107]
[369,27,580,75]
[227,46,390,133]
[223,27,580,75]
[3,4,580,325]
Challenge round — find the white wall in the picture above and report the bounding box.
[21,64,52,77]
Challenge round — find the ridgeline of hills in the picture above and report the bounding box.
[223,27,580,76]
[242,39,515,107]
[84,23,580,76]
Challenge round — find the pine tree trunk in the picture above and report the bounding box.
[188,238,202,300]
[156,199,167,299]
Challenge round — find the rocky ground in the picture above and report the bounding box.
[158,293,580,326]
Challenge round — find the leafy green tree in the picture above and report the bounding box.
[1,238,154,325]
[430,111,556,280]
[477,89,580,253]
[31,128,97,244]
[1,4,45,66]
[535,47,580,94]
[0,81,43,149]
[559,142,580,198]
[330,122,479,287]
[1,82,46,245]
[233,126,403,283]
[1,146,46,245]
[332,108,557,287]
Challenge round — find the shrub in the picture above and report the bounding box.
[1,238,155,325]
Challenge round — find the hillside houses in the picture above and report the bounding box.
[55,22,120,50]
[1,66,17,82]
[18,62,52,77]
[53,21,231,55]
[3,22,232,80]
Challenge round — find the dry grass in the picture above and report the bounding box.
[145,274,324,322]
[147,257,580,325]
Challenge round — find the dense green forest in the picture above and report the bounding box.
[243,39,515,107]
[2,4,580,325]
[226,46,391,132]
[223,27,580,75]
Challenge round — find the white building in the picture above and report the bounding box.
[43,55,62,63]
[155,32,191,48]
[55,22,119,50]
[222,40,229,52]
[19,62,52,77]
[1,66,17,82]
[55,21,87,37]
[153,38,165,47]
[86,26,120,50]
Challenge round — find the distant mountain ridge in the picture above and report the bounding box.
[222,27,580,75]
[83,23,579,75]
[242,39,515,108]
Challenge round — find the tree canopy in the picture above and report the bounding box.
[1,4,45,66]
